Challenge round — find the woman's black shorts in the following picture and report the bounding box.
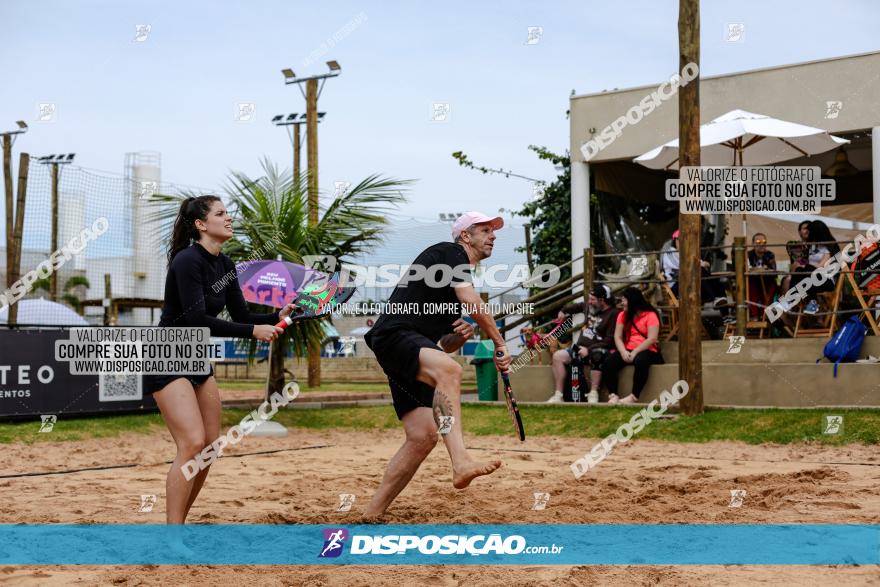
[365,329,440,419]
[143,366,215,395]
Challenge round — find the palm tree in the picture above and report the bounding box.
[150,159,410,394]
[31,275,91,313]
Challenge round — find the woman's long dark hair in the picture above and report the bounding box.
[168,195,222,267]
[807,220,840,257]
[621,287,658,343]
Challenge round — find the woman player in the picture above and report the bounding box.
[144,195,295,524]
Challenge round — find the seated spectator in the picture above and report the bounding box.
[661,229,732,320]
[548,285,619,404]
[747,232,778,320]
[786,220,840,315]
[782,220,811,293]
[602,287,663,404]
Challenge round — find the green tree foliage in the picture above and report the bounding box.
[452,146,571,281]
[148,159,411,393]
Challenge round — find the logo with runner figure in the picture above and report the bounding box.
[319,528,349,558]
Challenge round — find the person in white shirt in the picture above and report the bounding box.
[786,220,839,315]
[661,229,730,314]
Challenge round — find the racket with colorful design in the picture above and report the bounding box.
[275,272,355,330]
[496,350,525,441]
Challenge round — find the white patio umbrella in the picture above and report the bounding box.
[635,109,849,235]
[0,297,89,326]
[635,109,848,170]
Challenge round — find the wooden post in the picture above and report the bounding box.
[677,0,703,416]
[3,135,12,285]
[103,273,112,326]
[50,162,59,301]
[7,153,29,326]
[306,77,321,387]
[733,236,746,336]
[524,223,533,273]
[293,122,302,184]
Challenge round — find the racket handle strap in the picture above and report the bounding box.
[275,315,293,330]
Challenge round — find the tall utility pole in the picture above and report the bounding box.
[2,121,27,293]
[306,79,319,227]
[38,154,75,301]
[677,0,703,415]
[8,152,30,325]
[282,61,341,388]
[272,113,323,184]
[293,119,302,182]
[3,137,11,277]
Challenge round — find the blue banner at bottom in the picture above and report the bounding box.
[0,524,877,565]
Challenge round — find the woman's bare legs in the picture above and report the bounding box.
[153,378,207,525]
[183,376,222,520]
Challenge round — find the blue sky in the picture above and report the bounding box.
[2,0,879,225]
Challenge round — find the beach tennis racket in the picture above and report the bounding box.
[275,272,355,330]
[496,350,525,441]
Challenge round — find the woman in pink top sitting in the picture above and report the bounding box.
[602,287,664,404]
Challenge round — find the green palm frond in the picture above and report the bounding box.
[31,277,51,295]
[64,275,91,291]
[223,158,411,359]
[141,158,411,361]
[61,294,81,311]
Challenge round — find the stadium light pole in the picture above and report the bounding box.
[272,112,325,184]
[282,61,341,387]
[2,121,27,289]
[38,154,75,301]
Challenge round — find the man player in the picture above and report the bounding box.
[363,211,512,516]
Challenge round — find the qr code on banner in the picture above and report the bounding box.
[99,373,142,402]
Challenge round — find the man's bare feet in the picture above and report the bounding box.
[452,460,502,489]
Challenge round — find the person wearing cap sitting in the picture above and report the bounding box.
[661,228,732,321]
[548,284,619,404]
[363,211,512,517]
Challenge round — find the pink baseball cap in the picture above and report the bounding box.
[452,211,504,240]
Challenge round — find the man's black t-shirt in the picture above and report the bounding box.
[158,243,279,337]
[367,242,472,343]
[561,301,619,350]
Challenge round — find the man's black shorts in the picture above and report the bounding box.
[365,329,439,419]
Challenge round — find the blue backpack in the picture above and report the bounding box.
[819,315,867,377]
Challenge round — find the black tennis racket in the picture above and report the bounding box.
[496,351,525,441]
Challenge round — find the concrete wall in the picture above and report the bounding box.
[570,51,880,163]
[503,338,880,407]
[211,337,879,407]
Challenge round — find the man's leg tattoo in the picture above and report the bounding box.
[433,390,454,435]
